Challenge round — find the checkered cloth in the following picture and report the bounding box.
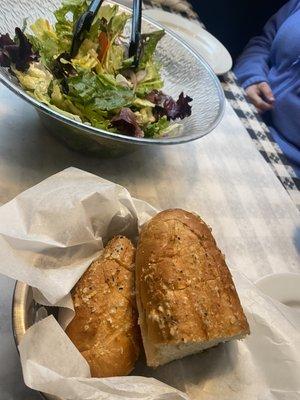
[221,73,300,210]
[144,0,300,210]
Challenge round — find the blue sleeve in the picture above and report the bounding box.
[234,0,300,89]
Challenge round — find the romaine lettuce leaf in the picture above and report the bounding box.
[12,62,53,103]
[115,73,133,88]
[28,19,60,65]
[98,4,119,25]
[136,61,163,96]
[67,71,134,112]
[98,5,129,38]
[121,56,134,70]
[54,0,88,52]
[133,98,155,108]
[159,122,183,137]
[50,81,64,106]
[139,30,165,68]
[70,102,110,129]
[72,39,100,71]
[134,107,155,126]
[105,43,125,74]
[14,63,83,122]
[86,4,118,43]
[144,116,169,138]
[49,103,82,122]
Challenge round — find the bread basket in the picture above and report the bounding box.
[12,282,60,400]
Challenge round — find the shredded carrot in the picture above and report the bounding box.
[98,32,109,62]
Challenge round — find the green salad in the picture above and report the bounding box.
[0,0,192,138]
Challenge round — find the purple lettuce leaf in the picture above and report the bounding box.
[0,33,14,47]
[147,90,193,121]
[0,33,15,67]
[0,28,39,71]
[51,52,77,94]
[111,108,144,137]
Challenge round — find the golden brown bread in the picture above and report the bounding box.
[66,236,140,377]
[135,209,250,367]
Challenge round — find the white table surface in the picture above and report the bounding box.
[0,82,299,399]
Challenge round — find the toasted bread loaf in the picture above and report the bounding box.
[136,209,249,367]
[66,236,140,377]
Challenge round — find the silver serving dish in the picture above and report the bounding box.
[13,282,60,400]
[0,0,225,157]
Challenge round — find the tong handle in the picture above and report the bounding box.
[70,0,105,58]
[88,0,104,15]
[129,0,142,67]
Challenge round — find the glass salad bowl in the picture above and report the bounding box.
[0,0,225,157]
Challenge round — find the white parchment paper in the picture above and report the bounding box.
[0,167,299,400]
[0,167,156,304]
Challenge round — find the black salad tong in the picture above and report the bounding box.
[128,0,142,67]
[70,0,142,66]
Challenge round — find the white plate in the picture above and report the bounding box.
[144,9,232,75]
[256,273,300,309]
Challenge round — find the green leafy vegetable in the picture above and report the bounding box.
[72,39,100,72]
[136,61,163,96]
[144,116,169,138]
[54,0,88,50]
[12,62,53,103]
[28,19,60,65]
[139,30,165,68]
[49,103,83,122]
[67,71,134,113]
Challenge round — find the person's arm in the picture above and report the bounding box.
[234,0,299,111]
[234,0,299,88]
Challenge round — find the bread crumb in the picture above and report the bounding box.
[170,326,177,336]
[148,310,160,322]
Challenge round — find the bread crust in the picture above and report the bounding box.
[66,236,140,377]
[136,209,250,367]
